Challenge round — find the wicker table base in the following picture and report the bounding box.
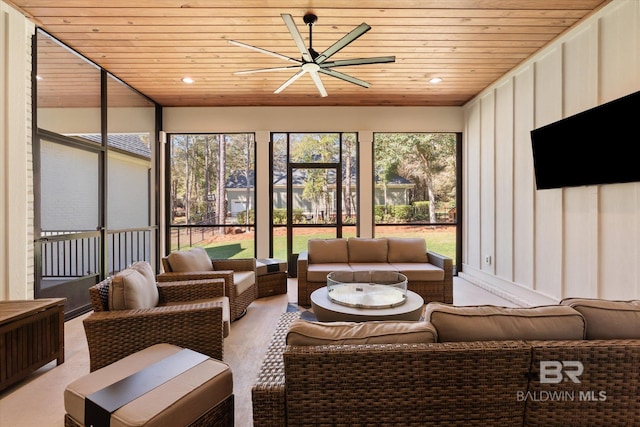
[257,272,287,298]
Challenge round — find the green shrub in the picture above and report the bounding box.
[392,205,413,222]
[413,201,430,220]
[374,205,386,222]
[236,209,255,224]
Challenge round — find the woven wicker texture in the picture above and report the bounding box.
[257,272,287,298]
[252,312,300,427]
[284,341,530,425]
[253,312,533,426]
[85,277,227,372]
[158,257,257,321]
[64,393,234,427]
[524,339,640,426]
[296,249,453,306]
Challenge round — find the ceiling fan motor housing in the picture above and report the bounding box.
[303,13,318,26]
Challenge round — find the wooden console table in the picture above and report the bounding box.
[0,298,66,392]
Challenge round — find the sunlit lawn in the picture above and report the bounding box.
[198,226,456,266]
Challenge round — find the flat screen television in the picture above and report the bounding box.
[530,89,640,190]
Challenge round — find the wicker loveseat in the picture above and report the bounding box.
[252,299,640,426]
[297,237,453,306]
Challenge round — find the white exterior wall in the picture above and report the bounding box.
[460,0,640,304]
[0,3,35,299]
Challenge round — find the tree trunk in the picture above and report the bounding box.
[344,137,352,218]
[245,136,251,226]
[184,136,191,223]
[216,134,226,233]
[205,136,213,223]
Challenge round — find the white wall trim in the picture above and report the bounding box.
[460,264,559,307]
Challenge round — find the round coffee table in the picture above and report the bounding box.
[311,286,425,322]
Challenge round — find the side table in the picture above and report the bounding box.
[0,298,66,391]
[256,258,287,298]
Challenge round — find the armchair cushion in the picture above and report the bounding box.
[166,247,214,272]
[108,267,159,310]
[286,319,437,346]
[561,297,640,339]
[387,237,428,263]
[233,271,255,296]
[426,303,586,342]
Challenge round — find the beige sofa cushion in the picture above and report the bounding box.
[347,238,388,263]
[425,303,586,342]
[109,267,159,310]
[387,238,428,263]
[561,298,640,339]
[308,239,349,264]
[390,262,444,281]
[307,264,352,282]
[286,319,437,346]
[167,247,213,272]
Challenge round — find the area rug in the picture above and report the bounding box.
[286,303,317,321]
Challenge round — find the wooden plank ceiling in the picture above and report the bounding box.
[9,0,611,107]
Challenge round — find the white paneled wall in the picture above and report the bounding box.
[0,3,35,300]
[461,0,640,304]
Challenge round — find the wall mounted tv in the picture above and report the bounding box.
[530,89,640,190]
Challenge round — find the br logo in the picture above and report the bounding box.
[540,361,584,384]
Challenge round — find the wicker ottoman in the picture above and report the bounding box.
[256,258,287,298]
[64,343,234,427]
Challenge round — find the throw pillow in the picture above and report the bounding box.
[108,267,159,310]
[560,297,640,339]
[307,239,348,264]
[167,247,213,272]
[286,319,437,346]
[425,302,586,342]
[347,238,388,263]
[387,238,428,263]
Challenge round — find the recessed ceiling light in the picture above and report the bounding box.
[181,77,195,84]
[429,77,443,84]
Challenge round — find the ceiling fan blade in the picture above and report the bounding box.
[320,56,396,68]
[227,40,301,64]
[274,69,307,94]
[281,14,313,63]
[315,23,371,64]
[318,68,370,88]
[308,71,328,97]
[233,65,302,75]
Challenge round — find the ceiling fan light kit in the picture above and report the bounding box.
[228,13,395,97]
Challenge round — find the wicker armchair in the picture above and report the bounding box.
[158,253,257,321]
[84,276,228,372]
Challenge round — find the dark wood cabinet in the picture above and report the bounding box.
[0,298,66,391]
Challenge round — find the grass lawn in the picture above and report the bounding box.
[198,225,457,266]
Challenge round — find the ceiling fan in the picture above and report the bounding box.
[228,13,395,97]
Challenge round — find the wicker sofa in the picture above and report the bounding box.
[252,299,640,426]
[297,237,453,306]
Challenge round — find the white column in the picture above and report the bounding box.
[255,130,270,258]
[358,131,374,238]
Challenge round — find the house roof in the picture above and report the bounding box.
[78,134,151,159]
